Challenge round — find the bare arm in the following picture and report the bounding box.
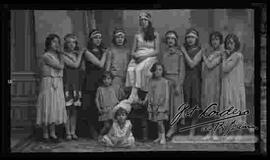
[95,88,102,113]
[43,54,64,70]
[84,49,107,68]
[105,49,112,71]
[222,53,240,73]
[181,46,202,68]
[178,50,185,86]
[131,35,138,58]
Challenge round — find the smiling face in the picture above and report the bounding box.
[65,37,77,52]
[211,35,221,50]
[92,35,102,47]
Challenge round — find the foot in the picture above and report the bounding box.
[50,134,60,143]
[234,135,242,141]
[153,137,161,143]
[66,134,72,140]
[71,134,78,140]
[202,134,211,141]
[225,135,235,141]
[212,135,219,141]
[42,134,49,142]
[160,137,166,144]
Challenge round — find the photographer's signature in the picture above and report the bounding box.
[170,103,258,136]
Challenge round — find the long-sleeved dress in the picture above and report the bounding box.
[220,51,246,123]
[36,52,67,125]
[201,49,222,112]
[162,47,185,125]
[147,77,170,122]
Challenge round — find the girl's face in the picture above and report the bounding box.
[166,34,177,47]
[186,36,196,46]
[66,37,76,51]
[211,36,221,50]
[226,38,235,53]
[139,18,149,29]
[50,37,60,51]
[115,35,125,46]
[116,112,127,124]
[154,65,163,78]
[92,35,102,47]
[103,76,112,87]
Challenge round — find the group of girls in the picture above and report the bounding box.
[35,11,247,147]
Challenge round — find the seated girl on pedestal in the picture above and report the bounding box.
[125,11,160,103]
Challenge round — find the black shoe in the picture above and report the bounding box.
[50,136,60,143]
[41,137,50,143]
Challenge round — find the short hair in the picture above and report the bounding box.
[101,71,114,81]
[45,34,61,52]
[150,62,166,78]
[164,30,179,46]
[224,33,241,52]
[63,33,80,51]
[209,31,223,47]
[114,107,128,119]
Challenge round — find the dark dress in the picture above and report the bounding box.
[183,46,202,114]
[80,48,105,137]
[63,51,83,106]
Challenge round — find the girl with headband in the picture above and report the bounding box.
[161,30,185,141]
[81,29,108,140]
[180,28,203,137]
[105,27,129,100]
[126,11,160,103]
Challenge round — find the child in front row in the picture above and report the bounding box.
[99,100,135,148]
[142,62,170,144]
[96,71,119,138]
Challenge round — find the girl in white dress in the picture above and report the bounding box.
[126,12,160,103]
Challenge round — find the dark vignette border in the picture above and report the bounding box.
[1,2,267,159]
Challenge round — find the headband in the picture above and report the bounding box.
[114,28,126,37]
[139,12,151,21]
[186,31,198,39]
[90,30,102,38]
[166,33,177,39]
[115,32,125,37]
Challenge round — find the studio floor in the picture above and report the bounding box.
[11,135,257,152]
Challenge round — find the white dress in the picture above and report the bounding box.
[125,32,158,92]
